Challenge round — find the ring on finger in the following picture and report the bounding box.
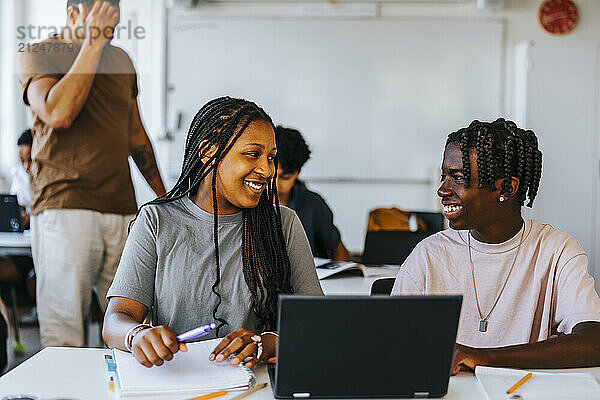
[250,335,263,360]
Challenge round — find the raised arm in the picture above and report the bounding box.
[129,101,166,196]
[453,321,600,373]
[103,297,186,367]
[25,2,118,129]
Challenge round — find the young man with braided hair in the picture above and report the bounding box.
[392,118,600,371]
[17,0,165,347]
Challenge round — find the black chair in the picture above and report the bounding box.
[0,284,23,353]
[370,278,395,295]
[0,309,7,373]
[412,211,444,232]
[83,293,105,347]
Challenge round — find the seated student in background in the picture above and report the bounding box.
[103,97,322,368]
[275,126,350,261]
[0,129,36,309]
[392,118,600,372]
[11,129,33,228]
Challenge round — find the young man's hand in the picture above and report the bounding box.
[19,206,30,230]
[452,343,490,375]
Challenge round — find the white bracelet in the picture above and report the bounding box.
[261,331,279,337]
[124,323,152,352]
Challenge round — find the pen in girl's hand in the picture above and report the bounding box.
[177,323,217,342]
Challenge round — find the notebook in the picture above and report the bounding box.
[112,338,256,398]
[314,258,371,279]
[475,366,600,400]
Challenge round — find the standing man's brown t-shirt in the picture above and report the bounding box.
[17,35,138,216]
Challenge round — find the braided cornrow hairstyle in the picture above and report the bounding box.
[446,118,543,207]
[132,96,294,335]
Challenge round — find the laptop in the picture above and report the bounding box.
[361,230,435,266]
[0,194,24,233]
[270,295,462,399]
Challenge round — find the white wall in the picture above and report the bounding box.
[2,0,600,252]
[164,0,600,251]
[166,0,600,117]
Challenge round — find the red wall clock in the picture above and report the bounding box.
[538,0,579,35]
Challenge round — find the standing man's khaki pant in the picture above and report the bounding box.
[31,209,134,347]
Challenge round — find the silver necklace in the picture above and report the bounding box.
[468,223,525,333]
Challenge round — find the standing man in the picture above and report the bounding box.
[17,0,166,347]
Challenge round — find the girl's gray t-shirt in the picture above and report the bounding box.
[107,197,323,338]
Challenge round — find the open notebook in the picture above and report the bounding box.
[314,258,384,280]
[112,338,256,398]
[475,366,600,400]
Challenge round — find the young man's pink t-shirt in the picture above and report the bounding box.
[391,219,600,348]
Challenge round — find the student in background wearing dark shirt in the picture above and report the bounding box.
[1,129,36,313]
[275,126,350,261]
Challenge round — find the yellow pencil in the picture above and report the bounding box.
[186,390,228,400]
[506,372,532,394]
[230,383,268,400]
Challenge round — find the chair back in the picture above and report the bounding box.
[370,277,395,295]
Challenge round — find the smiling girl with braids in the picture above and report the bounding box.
[392,118,600,372]
[103,97,322,368]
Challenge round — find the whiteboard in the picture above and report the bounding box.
[166,18,504,181]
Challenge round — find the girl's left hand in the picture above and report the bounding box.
[209,328,277,368]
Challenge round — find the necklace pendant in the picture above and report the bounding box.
[479,320,488,332]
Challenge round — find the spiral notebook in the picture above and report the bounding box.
[112,338,256,398]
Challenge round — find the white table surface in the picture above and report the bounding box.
[0,231,32,256]
[318,264,399,295]
[1,347,599,400]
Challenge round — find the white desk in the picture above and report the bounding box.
[0,232,32,256]
[1,347,599,399]
[319,265,399,295]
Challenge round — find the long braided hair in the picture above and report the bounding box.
[136,97,294,335]
[446,118,543,207]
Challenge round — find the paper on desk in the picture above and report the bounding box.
[113,338,255,397]
[475,366,600,400]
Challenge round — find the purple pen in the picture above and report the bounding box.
[176,323,217,342]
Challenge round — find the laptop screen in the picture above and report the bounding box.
[362,230,434,265]
[273,295,462,399]
[0,194,24,232]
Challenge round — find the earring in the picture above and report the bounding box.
[499,196,505,202]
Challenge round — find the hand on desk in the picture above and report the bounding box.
[19,206,30,230]
[452,343,489,375]
[131,325,188,368]
[210,328,277,369]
